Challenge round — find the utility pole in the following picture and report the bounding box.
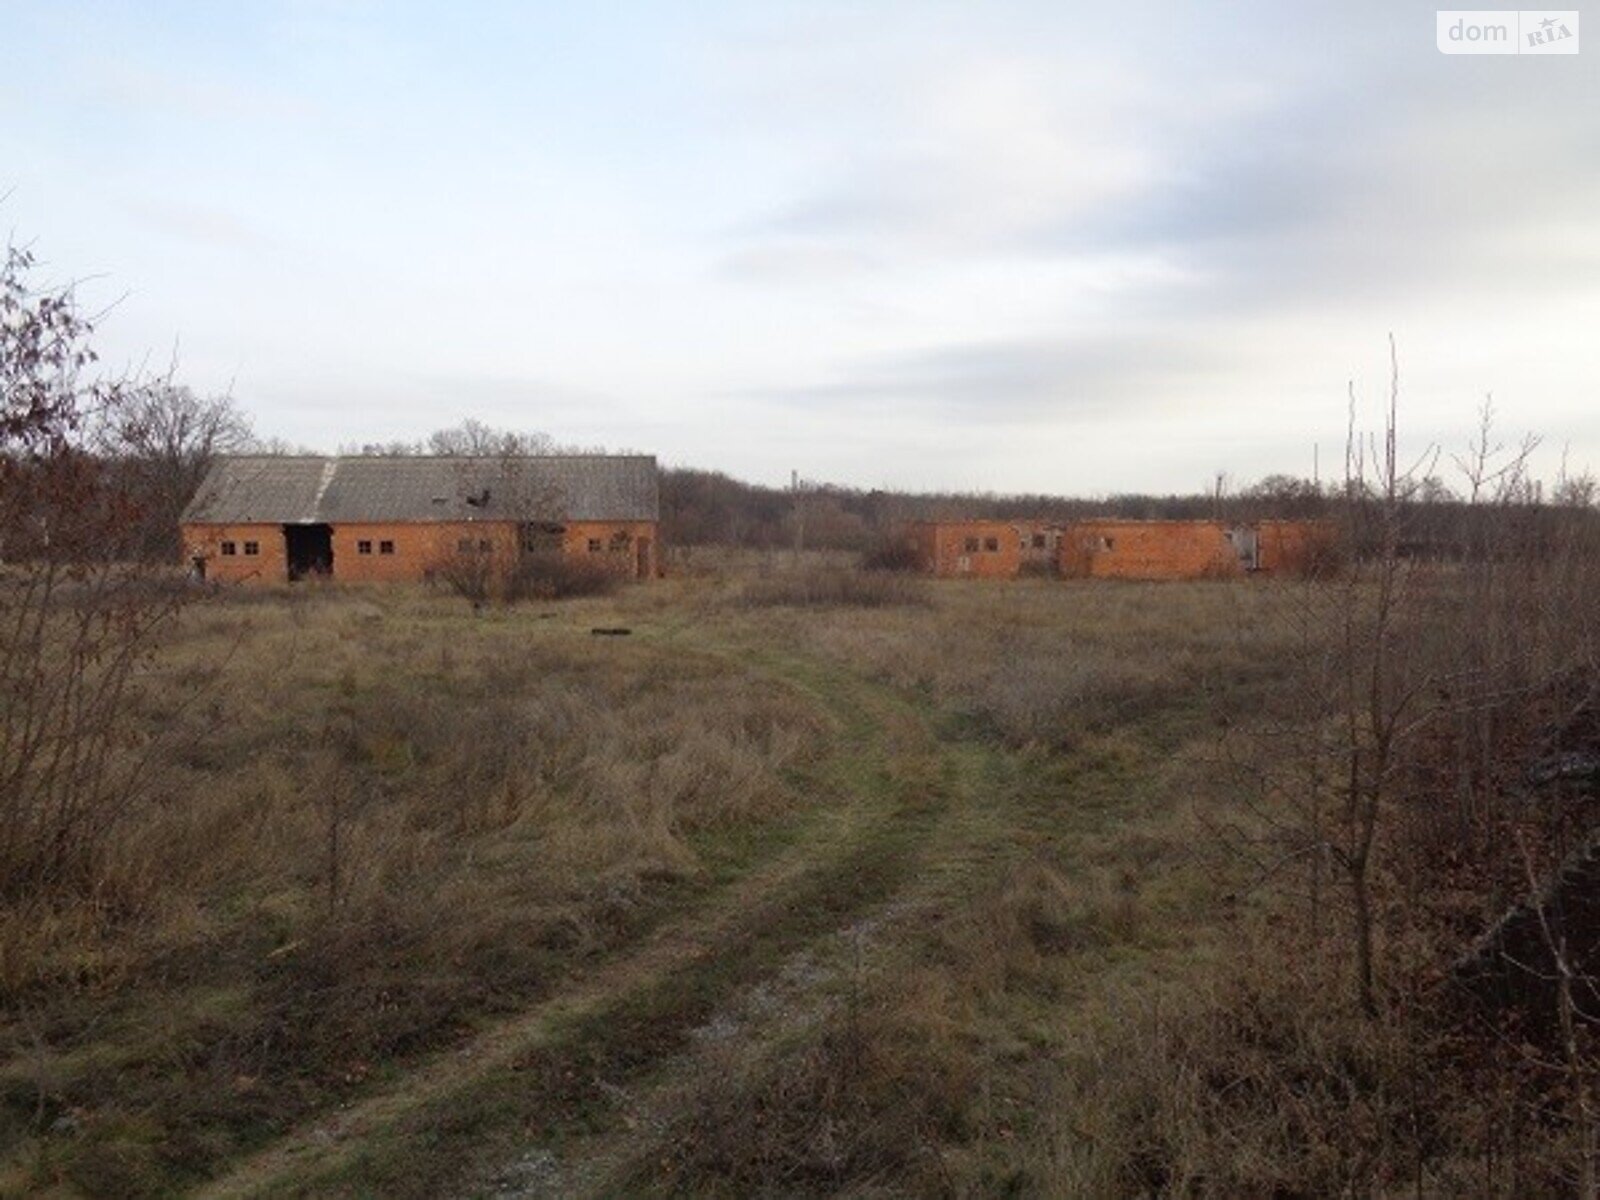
[791,469,805,561]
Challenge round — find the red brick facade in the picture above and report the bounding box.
[180,523,287,584]
[906,518,1334,581]
[1058,521,1241,580]
[906,520,1023,579]
[181,519,659,585]
[558,520,660,580]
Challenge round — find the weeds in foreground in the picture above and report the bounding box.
[737,564,931,609]
[0,592,822,1196]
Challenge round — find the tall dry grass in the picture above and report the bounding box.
[789,579,1294,747]
[647,842,1180,1197]
[735,563,931,609]
[0,586,822,1196]
[648,492,1600,1197]
[9,502,1599,1197]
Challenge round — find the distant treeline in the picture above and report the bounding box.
[660,466,1600,557]
[9,371,1592,566]
[659,467,1299,550]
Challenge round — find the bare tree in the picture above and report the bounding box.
[426,418,553,458]
[0,243,197,899]
[1329,347,1438,1015]
[338,420,560,460]
[1241,473,1329,521]
[429,446,568,608]
[1222,340,1600,1032]
[95,381,253,559]
[1222,341,1446,1015]
[253,435,319,455]
[338,438,422,456]
[1553,448,1598,510]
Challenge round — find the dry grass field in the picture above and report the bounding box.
[2,555,1596,1196]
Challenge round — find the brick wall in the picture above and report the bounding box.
[1058,521,1242,580]
[561,521,660,579]
[333,522,519,583]
[909,521,1023,578]
[182,520,661,584]
[897,518,1336,583]
[1014,521,1062,570]
[180,523,287,584]
[1257,519,1336,575]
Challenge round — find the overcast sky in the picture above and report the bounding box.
[4,2,1596,493]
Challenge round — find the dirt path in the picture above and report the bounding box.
[195,633,955,1199]
[470,737,1028,1199]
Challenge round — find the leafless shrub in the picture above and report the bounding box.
[738,564,930,609]
[507,550,622,601]
[0,244,201,903]
[428,546,623,608]
[1218,343,1484,1015]
[859,533,921,573]
[427,545,502,609]
[1206,346,1600,1199]
[653,967,975,1195]
[1294,527,1348,579]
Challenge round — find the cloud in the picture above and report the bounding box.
[10,1,1599,490]
[86,59,310,123]
[714,12,1600,328]
[122,199,280,253]
[749,330,1221,423]
[716,241,886,283]
[1052,51,1600,311]
[718,52,1172,276]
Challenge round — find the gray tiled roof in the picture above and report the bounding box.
[181,455,659,524]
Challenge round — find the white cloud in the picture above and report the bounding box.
[4,1,1597,492]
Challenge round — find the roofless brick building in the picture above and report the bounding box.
[907,518,1332,580]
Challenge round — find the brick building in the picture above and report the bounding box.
[1060,519,1331,579]
[1014,520,1066,573]
[180,455,659,585]
[905,519,1022,579]
[906,517,1332,581]
[1058,520,1239,579]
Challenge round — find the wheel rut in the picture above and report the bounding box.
[464,650,1037,1199]
[194,637,956,1200]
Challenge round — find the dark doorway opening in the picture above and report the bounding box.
[284,523,334,581]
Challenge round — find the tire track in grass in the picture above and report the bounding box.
[462,650,1043,1199]
[194,637,949,1200]
[479,834,1017,1196]
[488,622,1238,1199]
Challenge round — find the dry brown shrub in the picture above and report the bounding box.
[858,534,922,573]
[653,967,977,1195]
[507,550,623,601]
[429,549,624,607]
[738,564,931,609]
